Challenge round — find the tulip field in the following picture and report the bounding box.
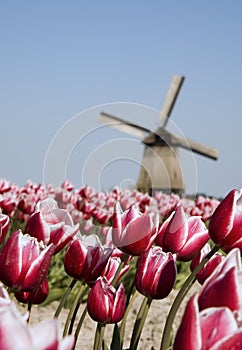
[1,178,242,349]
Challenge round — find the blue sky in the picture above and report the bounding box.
[1,1,242,197]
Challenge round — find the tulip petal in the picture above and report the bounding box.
[177,229,209,261]
[162,205,188,253]
[209,189,240,245]
[64,239,87,279]
[0,306,32,350]
[29,318,74,350]
[0,230,22,288]
[22,243,55,291]
[111,283,126,323]
[87,278,109,323]
[209,329,242,350]
[118,214,158,255]
[199,267,242,314]
[173,294,202,350]
[200,307,238,349]
[25,212,50,244]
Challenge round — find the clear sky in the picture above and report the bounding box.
[1,1,242,198]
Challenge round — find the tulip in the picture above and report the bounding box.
[15,278,49,305]
[0,230,54,292]
[0,299,33,349]
[87,277,126,323]
[0,179,11,194]
[174,294,242,350]
[0,210,10,243]
[209,189,242,252]
[101,256,130,284]
[162,205,209,261]
[112,202,158,256]
[92,206,110,224]
[0,195,17,215]
[135,246,176,299]
[25,197,79,253]
[61,180,74,192]
[30,318,74,350]
[0,301,74,349]
[198,248,242,314]
[64,234,112,283]
[190,243,223,285]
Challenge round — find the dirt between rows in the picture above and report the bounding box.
[17,282,200,350]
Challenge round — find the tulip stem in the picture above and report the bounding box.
[27,302,32,323]
[160,244,220,350]
[112,260,125,287]
[93,322,106,350]
[63,284,89,337]
[9,209,20,235]
[73,306,88,349]
[129,296,152,350]
[54,279,77,318]
[117,289,139,349]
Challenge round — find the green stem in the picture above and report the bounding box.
[54,279,77,318]
[27,302,32,323]
[160,244,220,350]
[129,296,152,350]
[112,260,125,287]
[73,306,88,350]
[93,322,106,350]
[9,209,20,235]
[118,289,139,349]
[68,287,89,335]
[63,284,89,337]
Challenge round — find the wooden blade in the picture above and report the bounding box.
[174,136,219,160]
[145,127,219,160]
[159,74,185,126]
[100,112,151,139]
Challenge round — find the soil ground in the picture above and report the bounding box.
[18,282,200,350]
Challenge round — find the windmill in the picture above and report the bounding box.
[100,75,219,195]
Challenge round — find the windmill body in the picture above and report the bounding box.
[100,75,219,195]
[137,143,183,195]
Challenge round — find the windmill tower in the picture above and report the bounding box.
[100,75,219,195]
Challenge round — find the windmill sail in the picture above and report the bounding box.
[159,75,185,127]
[100,112,151,139]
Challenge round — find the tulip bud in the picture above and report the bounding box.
[112,202,158,256]
[209,189,242,253]
[0,230,54,292]
[101,256,130,284]
[135,246,176,299]
[87,277,126,323]
[64,234,112,283]
[190,243,223,285]
[162,205,209,261]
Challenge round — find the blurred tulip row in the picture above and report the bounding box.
[1,178,242,349]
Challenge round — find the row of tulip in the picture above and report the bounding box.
[0,178,220,225]
[0,178,242,349]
